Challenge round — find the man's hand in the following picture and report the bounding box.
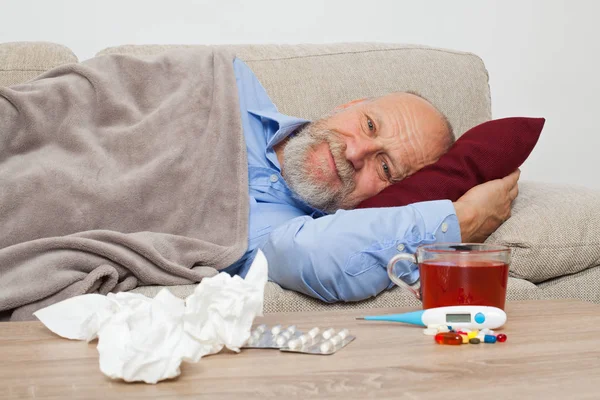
[453,170,520,243]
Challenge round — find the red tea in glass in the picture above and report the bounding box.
[387,244,510,310]
[419,260,509,309]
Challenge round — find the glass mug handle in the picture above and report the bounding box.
[386,253,421,300]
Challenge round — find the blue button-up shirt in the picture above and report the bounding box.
[223,59,461,302]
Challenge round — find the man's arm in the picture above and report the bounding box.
[262,170,520,302]
[262,200,460,302]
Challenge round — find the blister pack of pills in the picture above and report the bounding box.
[242,324,355,355]
[244,324,301,349]
[281,327,355,355]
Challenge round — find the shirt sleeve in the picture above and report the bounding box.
[261,200,461,302]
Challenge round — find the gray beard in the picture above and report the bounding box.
[281,121,356,213]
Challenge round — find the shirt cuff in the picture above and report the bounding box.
[409,199,462,243]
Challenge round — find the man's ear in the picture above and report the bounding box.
[334,98,368,111]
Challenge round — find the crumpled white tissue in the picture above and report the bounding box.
[34,249,268,384]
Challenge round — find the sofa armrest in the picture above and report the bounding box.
[486,181,600,282]
[0,42,77,87]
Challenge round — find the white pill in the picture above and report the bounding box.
[286,325,297,333]
[337,329,350,339]
[322,328,336,339]
[251,330,262,339]
[308,327,321,338]
[330,335,342,345]
[276,336,288,346]
[247,337,257,346]
[427,324,441,329]
[255,324,267,333]
[299,334,311,344]
[437,326,450,333]
[423,328,438,336]
[271,325,282,335]
[287,338,302,350]
[320,341,334,353]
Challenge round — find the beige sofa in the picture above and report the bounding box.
[2,41,599,313]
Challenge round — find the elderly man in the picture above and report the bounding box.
[226,59,519,302]
[0,49,518,319]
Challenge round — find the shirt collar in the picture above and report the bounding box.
[248,108,309,149]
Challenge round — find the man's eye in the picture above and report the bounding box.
[367,117,375,132]
[381,160,391,179]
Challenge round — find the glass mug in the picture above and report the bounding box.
[387,243,511,310]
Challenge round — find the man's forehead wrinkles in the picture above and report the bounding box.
[404,109,429,170]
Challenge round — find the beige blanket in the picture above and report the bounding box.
[0,48,249,321]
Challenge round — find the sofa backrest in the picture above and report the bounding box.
[97,43,491,137]
[0,42,491,137]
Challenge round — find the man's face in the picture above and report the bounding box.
[280,93,451,213]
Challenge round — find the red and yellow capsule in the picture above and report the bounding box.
[434,332,463,345]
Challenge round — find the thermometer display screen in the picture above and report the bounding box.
[446,314,471,323]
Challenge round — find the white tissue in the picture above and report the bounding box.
[34,249,269,384]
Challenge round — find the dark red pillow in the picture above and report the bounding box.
[357,117,545,208]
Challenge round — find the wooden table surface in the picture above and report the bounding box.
[1,299,599,399]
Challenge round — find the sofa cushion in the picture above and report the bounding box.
[486,182,600,282]
[129,277,541,313]
[358,117,544,208]
[0,42,78,87]
[537,265,600,304]
[97,43,492,138]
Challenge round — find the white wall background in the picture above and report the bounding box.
[1,0,598,189]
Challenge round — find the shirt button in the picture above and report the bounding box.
[269,174,279,183]
[396,244,405,251]
[441,223,448,233]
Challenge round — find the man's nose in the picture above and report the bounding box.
[344,136,379,171]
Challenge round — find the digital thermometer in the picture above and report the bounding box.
[357,306,507,330]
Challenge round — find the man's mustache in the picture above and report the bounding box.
[322,131,355,190]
